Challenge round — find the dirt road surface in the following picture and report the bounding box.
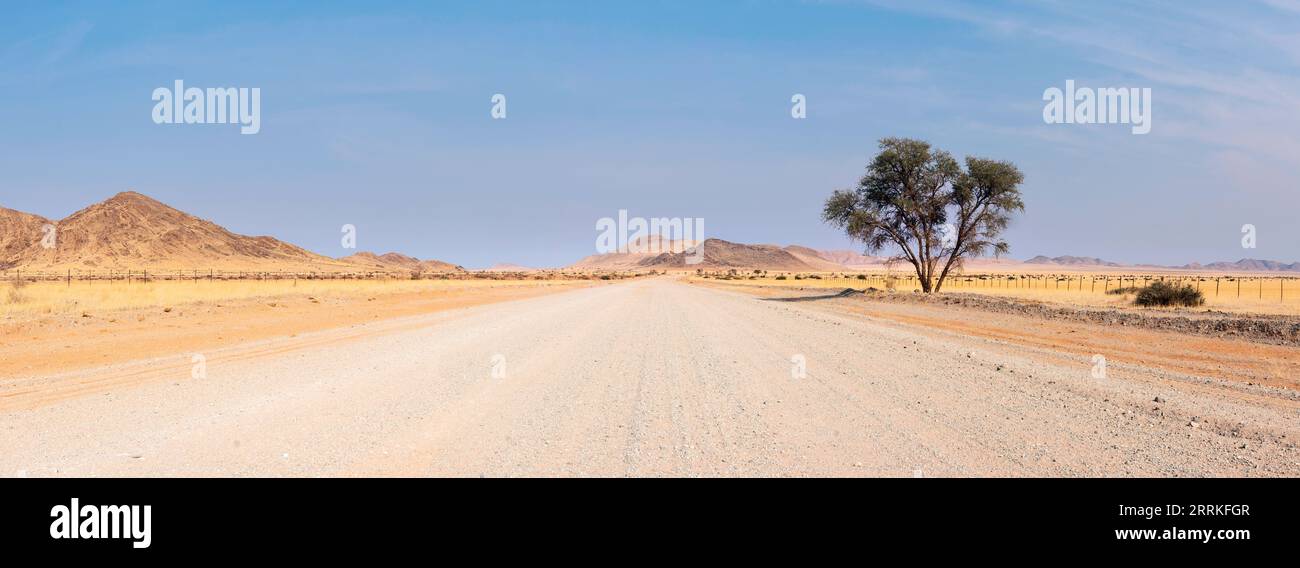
[3,278,1297,477]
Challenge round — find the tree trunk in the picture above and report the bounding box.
[910,261,932,293]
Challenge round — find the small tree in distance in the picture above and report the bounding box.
[823,137,1024,293]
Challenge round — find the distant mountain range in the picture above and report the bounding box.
[814,249,887,266]
[3,192,1295,273]
[1023,255,1300,272]
[567,238,884,271]
[1179,259,1300,272]
[339,251,463,272]
[572,245,1300,272]
[1025,255,1123,267]
[569,239,1013,271]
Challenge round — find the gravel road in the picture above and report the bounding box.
[3,278,1297,477]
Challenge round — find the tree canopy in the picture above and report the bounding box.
[823,137,1025,292]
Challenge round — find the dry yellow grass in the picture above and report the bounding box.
[693,272,1300,316]
[1,277,581,321]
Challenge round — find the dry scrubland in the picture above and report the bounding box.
[691,270,1300,316]
[0,272,638,321]
[0,273,628,382]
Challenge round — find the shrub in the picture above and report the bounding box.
[856,274,867,280]
[1133,281,1204,307]
[775,275,787,280]
[1106,286,1143,295]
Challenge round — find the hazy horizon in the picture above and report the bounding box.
[4,188,1298,270]
[3,1,1298,268]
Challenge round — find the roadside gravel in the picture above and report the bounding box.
[2,279,1296,477]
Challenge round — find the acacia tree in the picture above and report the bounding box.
[823,137,1024,293]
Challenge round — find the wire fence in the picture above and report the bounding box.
[704,270,1300,303]
[866,273,1296,301]
[0,268,638,284]
[9,268,1298,302]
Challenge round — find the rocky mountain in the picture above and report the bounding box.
[0,191,457,272]
[339,251,462,272]
[781,245,857,271]
[568,235,700,270]
[0,206,52,270]
[637,238,815,270]
[3,192,348,270]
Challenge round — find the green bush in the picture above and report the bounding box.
[1134,281,1204,307]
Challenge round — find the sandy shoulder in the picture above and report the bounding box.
[694,280,1300,396]
[1,280,594,384]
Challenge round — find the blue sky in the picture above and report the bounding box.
[1,0,1297,268]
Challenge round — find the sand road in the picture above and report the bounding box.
[2,278,1297,477]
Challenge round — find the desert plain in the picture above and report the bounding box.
[2,192,1299,476]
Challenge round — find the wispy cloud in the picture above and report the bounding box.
[0,20,94,85]
[855,0,1300,183]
